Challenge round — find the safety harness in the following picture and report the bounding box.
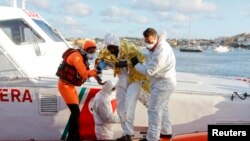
[56,48,89,86]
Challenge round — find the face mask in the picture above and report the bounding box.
[87,53,94,60]
[145,43,155,50]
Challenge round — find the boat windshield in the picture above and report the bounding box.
[0,19,44,45]
[33,19,63,42]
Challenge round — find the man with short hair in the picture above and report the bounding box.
[131,28,177,141]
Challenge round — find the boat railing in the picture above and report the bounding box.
[176,89,230,96]
[234,77,250,84]
[175,89,250,101]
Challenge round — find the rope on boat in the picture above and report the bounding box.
[231,92,250,101]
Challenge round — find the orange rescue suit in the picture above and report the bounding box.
[57,49,97,104]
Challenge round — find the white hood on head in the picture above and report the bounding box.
[104,33,120,46]
[158,30,167,43]
[102,80,115,94]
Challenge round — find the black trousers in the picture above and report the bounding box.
[67,104,81,141]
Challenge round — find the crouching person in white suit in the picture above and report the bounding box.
[93,80,120,140]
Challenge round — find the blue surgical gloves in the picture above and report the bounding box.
[98,60,108,70]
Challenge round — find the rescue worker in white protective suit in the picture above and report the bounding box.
[92,80,120,140]
[131,28,176,141]
[95,33,149,141]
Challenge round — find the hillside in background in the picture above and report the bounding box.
[66,32,250,49]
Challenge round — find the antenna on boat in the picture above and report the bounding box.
[11,0,17,8]
[11,0,27,9]
[188,14,191,46]
[22,0,27,9]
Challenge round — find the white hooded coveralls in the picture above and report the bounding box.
[104,33,142,136]
[135,33,177,141]
[93,80,120,140]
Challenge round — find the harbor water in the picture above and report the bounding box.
[174,48,250,78]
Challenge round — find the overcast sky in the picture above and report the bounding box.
[1,0,250,39]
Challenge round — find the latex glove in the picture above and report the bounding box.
[95,76,105,85]
[130,56,139,67]
[98,60,108,70]
[96,66,102,74]
[88,69,97,77]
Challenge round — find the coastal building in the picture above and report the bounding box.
[237,34,250,48]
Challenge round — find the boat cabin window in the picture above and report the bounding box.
[0,49,23,78]
[33,19,63,42]
[0,19,44,45]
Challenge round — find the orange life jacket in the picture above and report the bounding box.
[56,48,89,86]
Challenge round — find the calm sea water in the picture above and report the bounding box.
[174,48,250,78]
